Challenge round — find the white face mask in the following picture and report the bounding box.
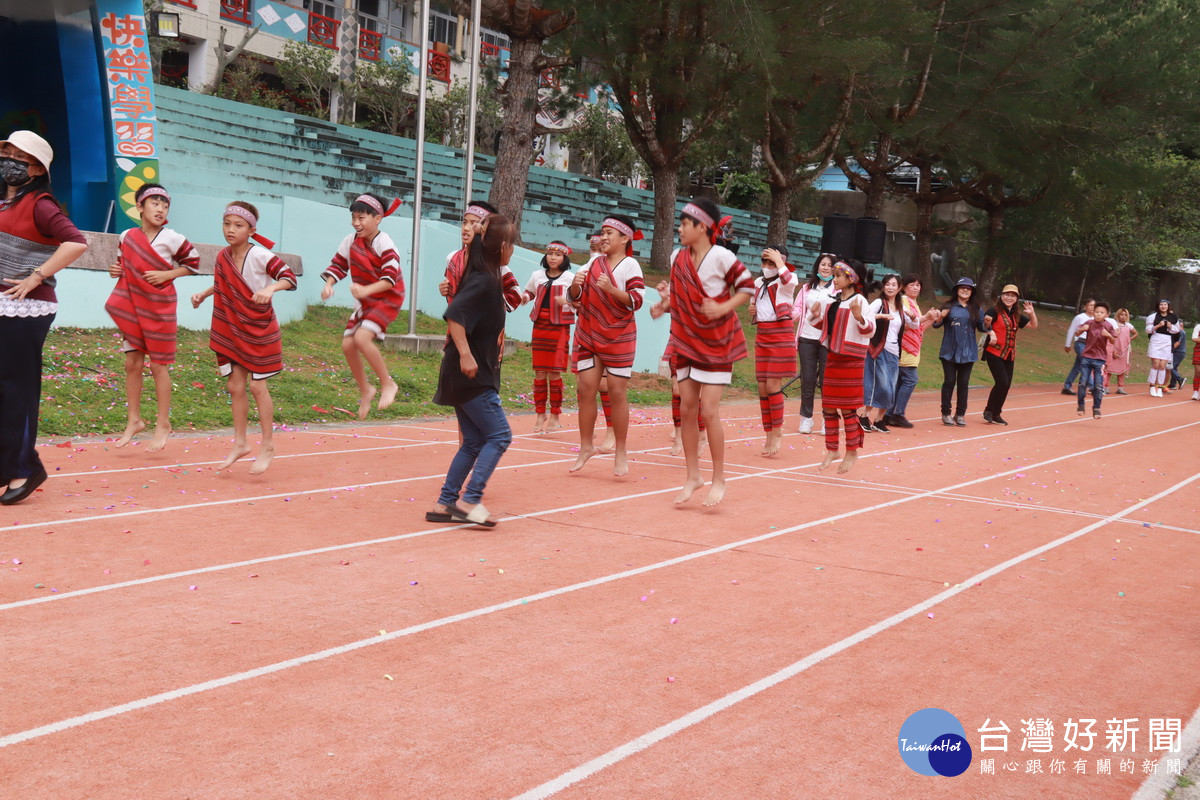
[761,264,778,279]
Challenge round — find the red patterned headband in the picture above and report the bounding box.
[602,217,643,256]
[224,205,276,249]
[833,261,857,283]
[546,242,573,255]
[139,187,170,203]
[356,195,401,217]
[465,204,492,220]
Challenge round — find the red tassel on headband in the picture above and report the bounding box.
[252,233,276,249]
[715,214,733,246]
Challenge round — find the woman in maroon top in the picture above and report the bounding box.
[980,284,1038,425]
[0,131,88,504]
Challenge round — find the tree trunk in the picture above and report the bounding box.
[975,205,1005,308]
[914,196,936,301]
[766,181,792,245]
[488,35,542,240]
[650,163,680,274]
[862,177,887,219]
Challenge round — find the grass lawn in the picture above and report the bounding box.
[37,302,1150,439]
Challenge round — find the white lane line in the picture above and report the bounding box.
[1130,703,1200,800]
[4,407,1193,611]
[1,427,1193,747]
[508,469,1200,800]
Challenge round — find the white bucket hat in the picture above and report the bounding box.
[1,130,54,170]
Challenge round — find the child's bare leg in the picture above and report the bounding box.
[342,333,376,419]
[219,366,253,470]
[699,383,728,505]
[607,374,630,476]
[570,365,601,472]
[116,350,147,446]
[147,361,173,453]
[248,377,276,474]
[674,379,705,503]
[763,377,784,456]
[353,328,397,411]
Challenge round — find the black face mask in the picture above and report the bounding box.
[0,157,33,187]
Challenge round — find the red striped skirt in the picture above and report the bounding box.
[532,308,570,372]
[822,351,864,410]
[755,319,798,381]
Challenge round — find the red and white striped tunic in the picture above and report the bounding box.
[668,244,753,384]
[571,254,645,377]
[209,245,297,380]
[322,231,406,338]
[104,227,199,364]
[523,268,575,372]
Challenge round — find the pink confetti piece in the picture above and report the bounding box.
[640,596,648,602]
[11,558,20,565]
[189,585,197,590]
[730,579,739,584]
[669,618,678,624]
[409,581,418,586]
[666,676,675,683]
[143,559,150,566]
[927,613,934,619]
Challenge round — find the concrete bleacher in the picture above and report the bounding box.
[154,86,823,264]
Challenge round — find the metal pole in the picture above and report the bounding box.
[408,0,432,336]
[463,0,482,204]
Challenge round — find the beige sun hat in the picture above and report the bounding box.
[1,130,53,170]
[1001,284,1020,295]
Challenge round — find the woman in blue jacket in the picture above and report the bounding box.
[931,277,988,427]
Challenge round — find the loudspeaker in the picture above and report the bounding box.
[854,217,887,263]
[820,214,855,259]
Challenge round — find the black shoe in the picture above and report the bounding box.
[859,415,874,431]
[889,415,914,429]
[874,421,890,433]
[991,414,1009,426]
[982,410,994,424]
[1060,387,1074,396]
[1,468,48,505]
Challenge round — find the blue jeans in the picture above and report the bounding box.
[1064,339,1091,389]
[437,389,512,507]
[1077,357,1105,410]
[863,349,899,409]
[891,365,919,416]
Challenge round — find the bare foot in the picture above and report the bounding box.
[818,450,839,471]
[357,386,378,420]
[377,380,398,411]
[569,446,597,473]
[837,450,859,474]
[217,443,253,471]
[147,424,171,453]
[613,450,628,477]
[702,479,726,507]
[534,413,547,433]
[115,419,146,447]
[674,477,705,504]
[545,414,561,433]
[599,430,617,453]
[249,442,276,474]
[669,430,683,456]
[767,430,783,456]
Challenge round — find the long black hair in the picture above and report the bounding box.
[465,213,514,283]
[941,283,981,327]
[540,241,571,275]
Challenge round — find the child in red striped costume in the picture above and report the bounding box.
[665,198,754,506]
[567,214,646,476]
[651,280,706,457]
[583,232,618,452]
[806,260,874,474]
[191,201,297,474]
[520,240,575,433]
[104,184,200,452]
[752,245,798,456]
[320,192,405,419]
[440,201,522,310]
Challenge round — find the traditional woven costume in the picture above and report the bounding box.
[209,210,297,380]
[571,218,646,380]
[667,214,755,386]
[104,214,199,365]
[322,230,405,339]
[522,242,575,415]
[809,263,875,453]
[752,258,798,432]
